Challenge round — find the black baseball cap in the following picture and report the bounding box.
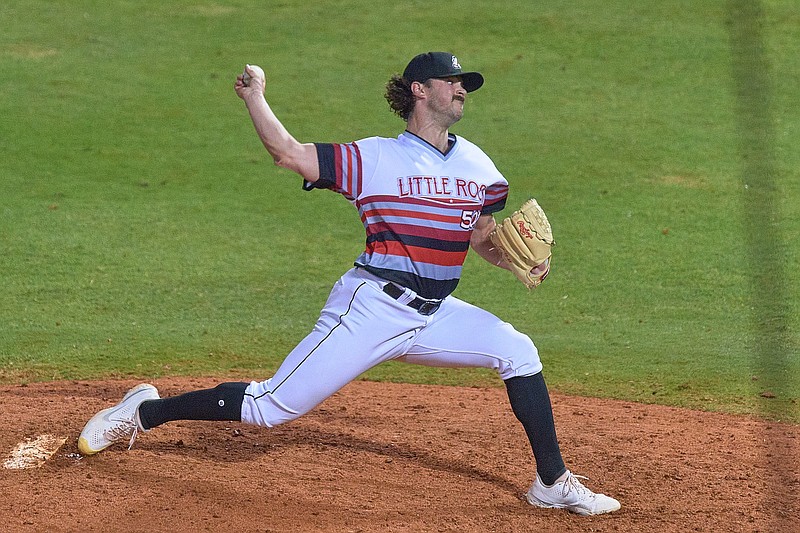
[402,52,484,93]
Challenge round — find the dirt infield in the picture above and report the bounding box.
[1,378,797,532]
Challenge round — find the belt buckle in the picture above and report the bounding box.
[417,301,440,316]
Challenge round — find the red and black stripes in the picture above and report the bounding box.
[310,135,509,299]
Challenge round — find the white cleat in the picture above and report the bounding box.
[77,384,160,455]
[526,470,621,516]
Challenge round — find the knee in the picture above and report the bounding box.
[499,335,543,380]
[241,380,307,428]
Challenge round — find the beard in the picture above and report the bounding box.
[433,96,464,126]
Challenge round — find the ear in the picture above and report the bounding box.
[410,80,427,98]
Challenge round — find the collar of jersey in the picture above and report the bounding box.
[401,130,458,160]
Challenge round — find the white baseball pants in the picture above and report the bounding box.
[241,267,542,427]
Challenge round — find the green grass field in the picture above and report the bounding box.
[1,1,798,421]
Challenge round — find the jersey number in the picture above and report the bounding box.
[460,210,481,230]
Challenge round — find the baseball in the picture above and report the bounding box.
[241,64,264,87]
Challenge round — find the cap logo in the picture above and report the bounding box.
[451,56,461,70]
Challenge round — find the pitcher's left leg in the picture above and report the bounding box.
[399,296,620,514]
[400,297,563,477]
[399,296,541,380]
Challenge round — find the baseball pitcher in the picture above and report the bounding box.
[78,52,620,516]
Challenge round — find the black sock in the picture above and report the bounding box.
[138,382,248,430]
[504,372,567,486]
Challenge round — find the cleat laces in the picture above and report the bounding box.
[127,426,140,450]
[560,473,591,500]
[102,419,140,450]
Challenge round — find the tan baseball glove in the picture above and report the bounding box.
[489,198,555,288]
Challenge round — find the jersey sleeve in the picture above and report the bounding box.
[302,142,367,201]
[453,135,509,215]
[482,181,508,214]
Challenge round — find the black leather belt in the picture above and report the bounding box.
[382,283,442,316]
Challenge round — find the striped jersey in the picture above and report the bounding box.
[308,131,508,299]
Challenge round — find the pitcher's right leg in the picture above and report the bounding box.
[241,269,422,427]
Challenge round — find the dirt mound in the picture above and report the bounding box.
[1,378,797,532]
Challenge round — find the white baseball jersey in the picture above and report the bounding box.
[309,131,509,299]
[241,131,542,428]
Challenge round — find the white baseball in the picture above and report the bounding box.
[242,64,264,87]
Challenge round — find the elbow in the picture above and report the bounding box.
[270,151,299,171]
[272,156,291,169]
[271,153,317,183]
[267,142,316,178]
